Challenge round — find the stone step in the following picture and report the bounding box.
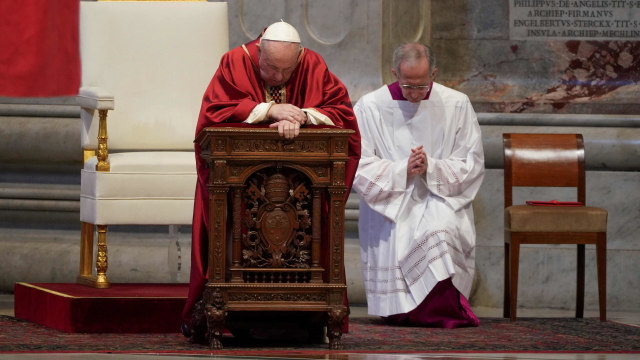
[0,103,79,118]
[0,116,81,164]
[0,182,79,200]
[0,182,79,228]
[0,183,79,211]
[0,96,79,117]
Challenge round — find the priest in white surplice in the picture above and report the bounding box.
[353,43,485,328]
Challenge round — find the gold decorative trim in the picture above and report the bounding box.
[79,222,94,280]
[265,85,287,104]
[17,282,75,298]
[19,281,185,299]
[83,149,96,164]
[96,110,110,172]
[94,225,110,288]
[242,44,259,72]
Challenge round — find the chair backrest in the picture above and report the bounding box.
[79,1,229,151]
[503,133,585,207]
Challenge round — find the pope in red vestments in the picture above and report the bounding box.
[182,21,361,334]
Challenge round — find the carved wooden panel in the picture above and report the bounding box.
[194,126,353,350]
[242,169,312,270]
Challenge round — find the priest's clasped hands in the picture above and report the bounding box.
[408,145,427,177]
[267,103,309,139]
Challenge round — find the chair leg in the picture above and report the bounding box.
[77,223,110,288]
[576,244,585,318]
[596,233,607,321]
[94,225,110,288]
[77,222,94,283]
[509,239,520,321]
[503,242,510,318]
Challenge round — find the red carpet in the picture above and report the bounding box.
[1,315,639,354]
[9,283,640,353]
[13,282,187,333]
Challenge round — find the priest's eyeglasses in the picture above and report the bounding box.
[400,84,431,91]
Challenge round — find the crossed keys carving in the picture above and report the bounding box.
[241,171,313,268]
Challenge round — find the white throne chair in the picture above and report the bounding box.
[77,1,229,288]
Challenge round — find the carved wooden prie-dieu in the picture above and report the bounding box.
[194,126,353,350]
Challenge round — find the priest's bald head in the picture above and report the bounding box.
[257,21,303,87]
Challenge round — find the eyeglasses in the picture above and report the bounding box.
[399,84,431,91]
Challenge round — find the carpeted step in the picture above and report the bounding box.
[14,282,188,333]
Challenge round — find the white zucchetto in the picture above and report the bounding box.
[261,20,300,43]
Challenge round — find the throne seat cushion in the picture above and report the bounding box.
[80,152,196,225]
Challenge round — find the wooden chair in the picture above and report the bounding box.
[503,133,607,321]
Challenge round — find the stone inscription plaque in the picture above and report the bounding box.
[510,0,640,40]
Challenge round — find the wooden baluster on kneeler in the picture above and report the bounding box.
[311,186,322,283]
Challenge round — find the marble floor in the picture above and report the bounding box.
[0,293,638,360]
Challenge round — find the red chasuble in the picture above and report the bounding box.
[183,34,361,326]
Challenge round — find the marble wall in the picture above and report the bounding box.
[215,0,639,112]
[430,0,640,114]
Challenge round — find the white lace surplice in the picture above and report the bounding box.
[353,83,485,317]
